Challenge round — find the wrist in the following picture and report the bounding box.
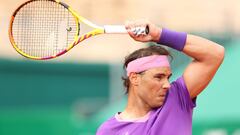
[152,28,162,42]
[157,28,187,51]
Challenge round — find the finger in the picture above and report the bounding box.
[125,19,151,41]
[125,20,134,35]
[124,20,131,30]
[135,19,149,29]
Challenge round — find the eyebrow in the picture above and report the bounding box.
[154,73,172,78]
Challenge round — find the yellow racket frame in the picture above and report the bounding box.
[9,0,105,60]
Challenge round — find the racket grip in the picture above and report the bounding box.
[104,25,127,34]
[104,25,149,35]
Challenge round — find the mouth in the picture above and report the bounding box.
[155,92,167,103]
[157,95,166,101]
[161,95,165,100]
[159,92,166,97]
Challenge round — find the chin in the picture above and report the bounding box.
[151,102,164,109]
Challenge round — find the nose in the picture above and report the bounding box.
[162,79,170,91]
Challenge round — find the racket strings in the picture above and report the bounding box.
[12,0,77,58]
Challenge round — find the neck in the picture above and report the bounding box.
[120,89,152,120]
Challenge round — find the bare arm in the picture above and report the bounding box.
[182,35,224,98]
[125,20,225,98]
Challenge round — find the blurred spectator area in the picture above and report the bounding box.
[0,0,240,62]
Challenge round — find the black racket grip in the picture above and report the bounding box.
[145,25,149,35]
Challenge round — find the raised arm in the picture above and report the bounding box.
[125,20,225,99]
[182,35,224,98]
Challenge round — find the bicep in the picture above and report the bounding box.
[183,60,220,99]
[182,35,224,99]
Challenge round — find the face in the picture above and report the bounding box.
[134,67,172,108]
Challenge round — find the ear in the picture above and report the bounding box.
[129,72,140,86]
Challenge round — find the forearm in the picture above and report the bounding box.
[125,20,225,64]
[157,28,225,64]
[183,34,225,64]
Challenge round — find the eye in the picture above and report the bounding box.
[154,73,172,80]
[154,75,164,80]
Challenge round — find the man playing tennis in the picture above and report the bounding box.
[96,20,225,135]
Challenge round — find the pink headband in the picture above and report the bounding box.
[126,55,170,76]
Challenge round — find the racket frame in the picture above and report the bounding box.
[9,0,147,60]
[9,0,105,60]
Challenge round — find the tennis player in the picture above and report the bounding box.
[96,20,225,135]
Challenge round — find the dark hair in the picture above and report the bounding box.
[122,45,172,94]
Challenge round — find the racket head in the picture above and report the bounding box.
[9,0,96,60]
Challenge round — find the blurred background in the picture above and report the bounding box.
[0,0,240,135]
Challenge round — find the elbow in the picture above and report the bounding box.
[215,45,225,64]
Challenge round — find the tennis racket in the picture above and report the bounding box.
[9,0,149,60]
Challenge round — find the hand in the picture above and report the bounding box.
[125,19,161,42]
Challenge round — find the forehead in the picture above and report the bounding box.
[145,67,172,75]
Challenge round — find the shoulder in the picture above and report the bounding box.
[96,116,116,135]
[168,76,196,109]
[169,76,189,97]
[170,76,186,90]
